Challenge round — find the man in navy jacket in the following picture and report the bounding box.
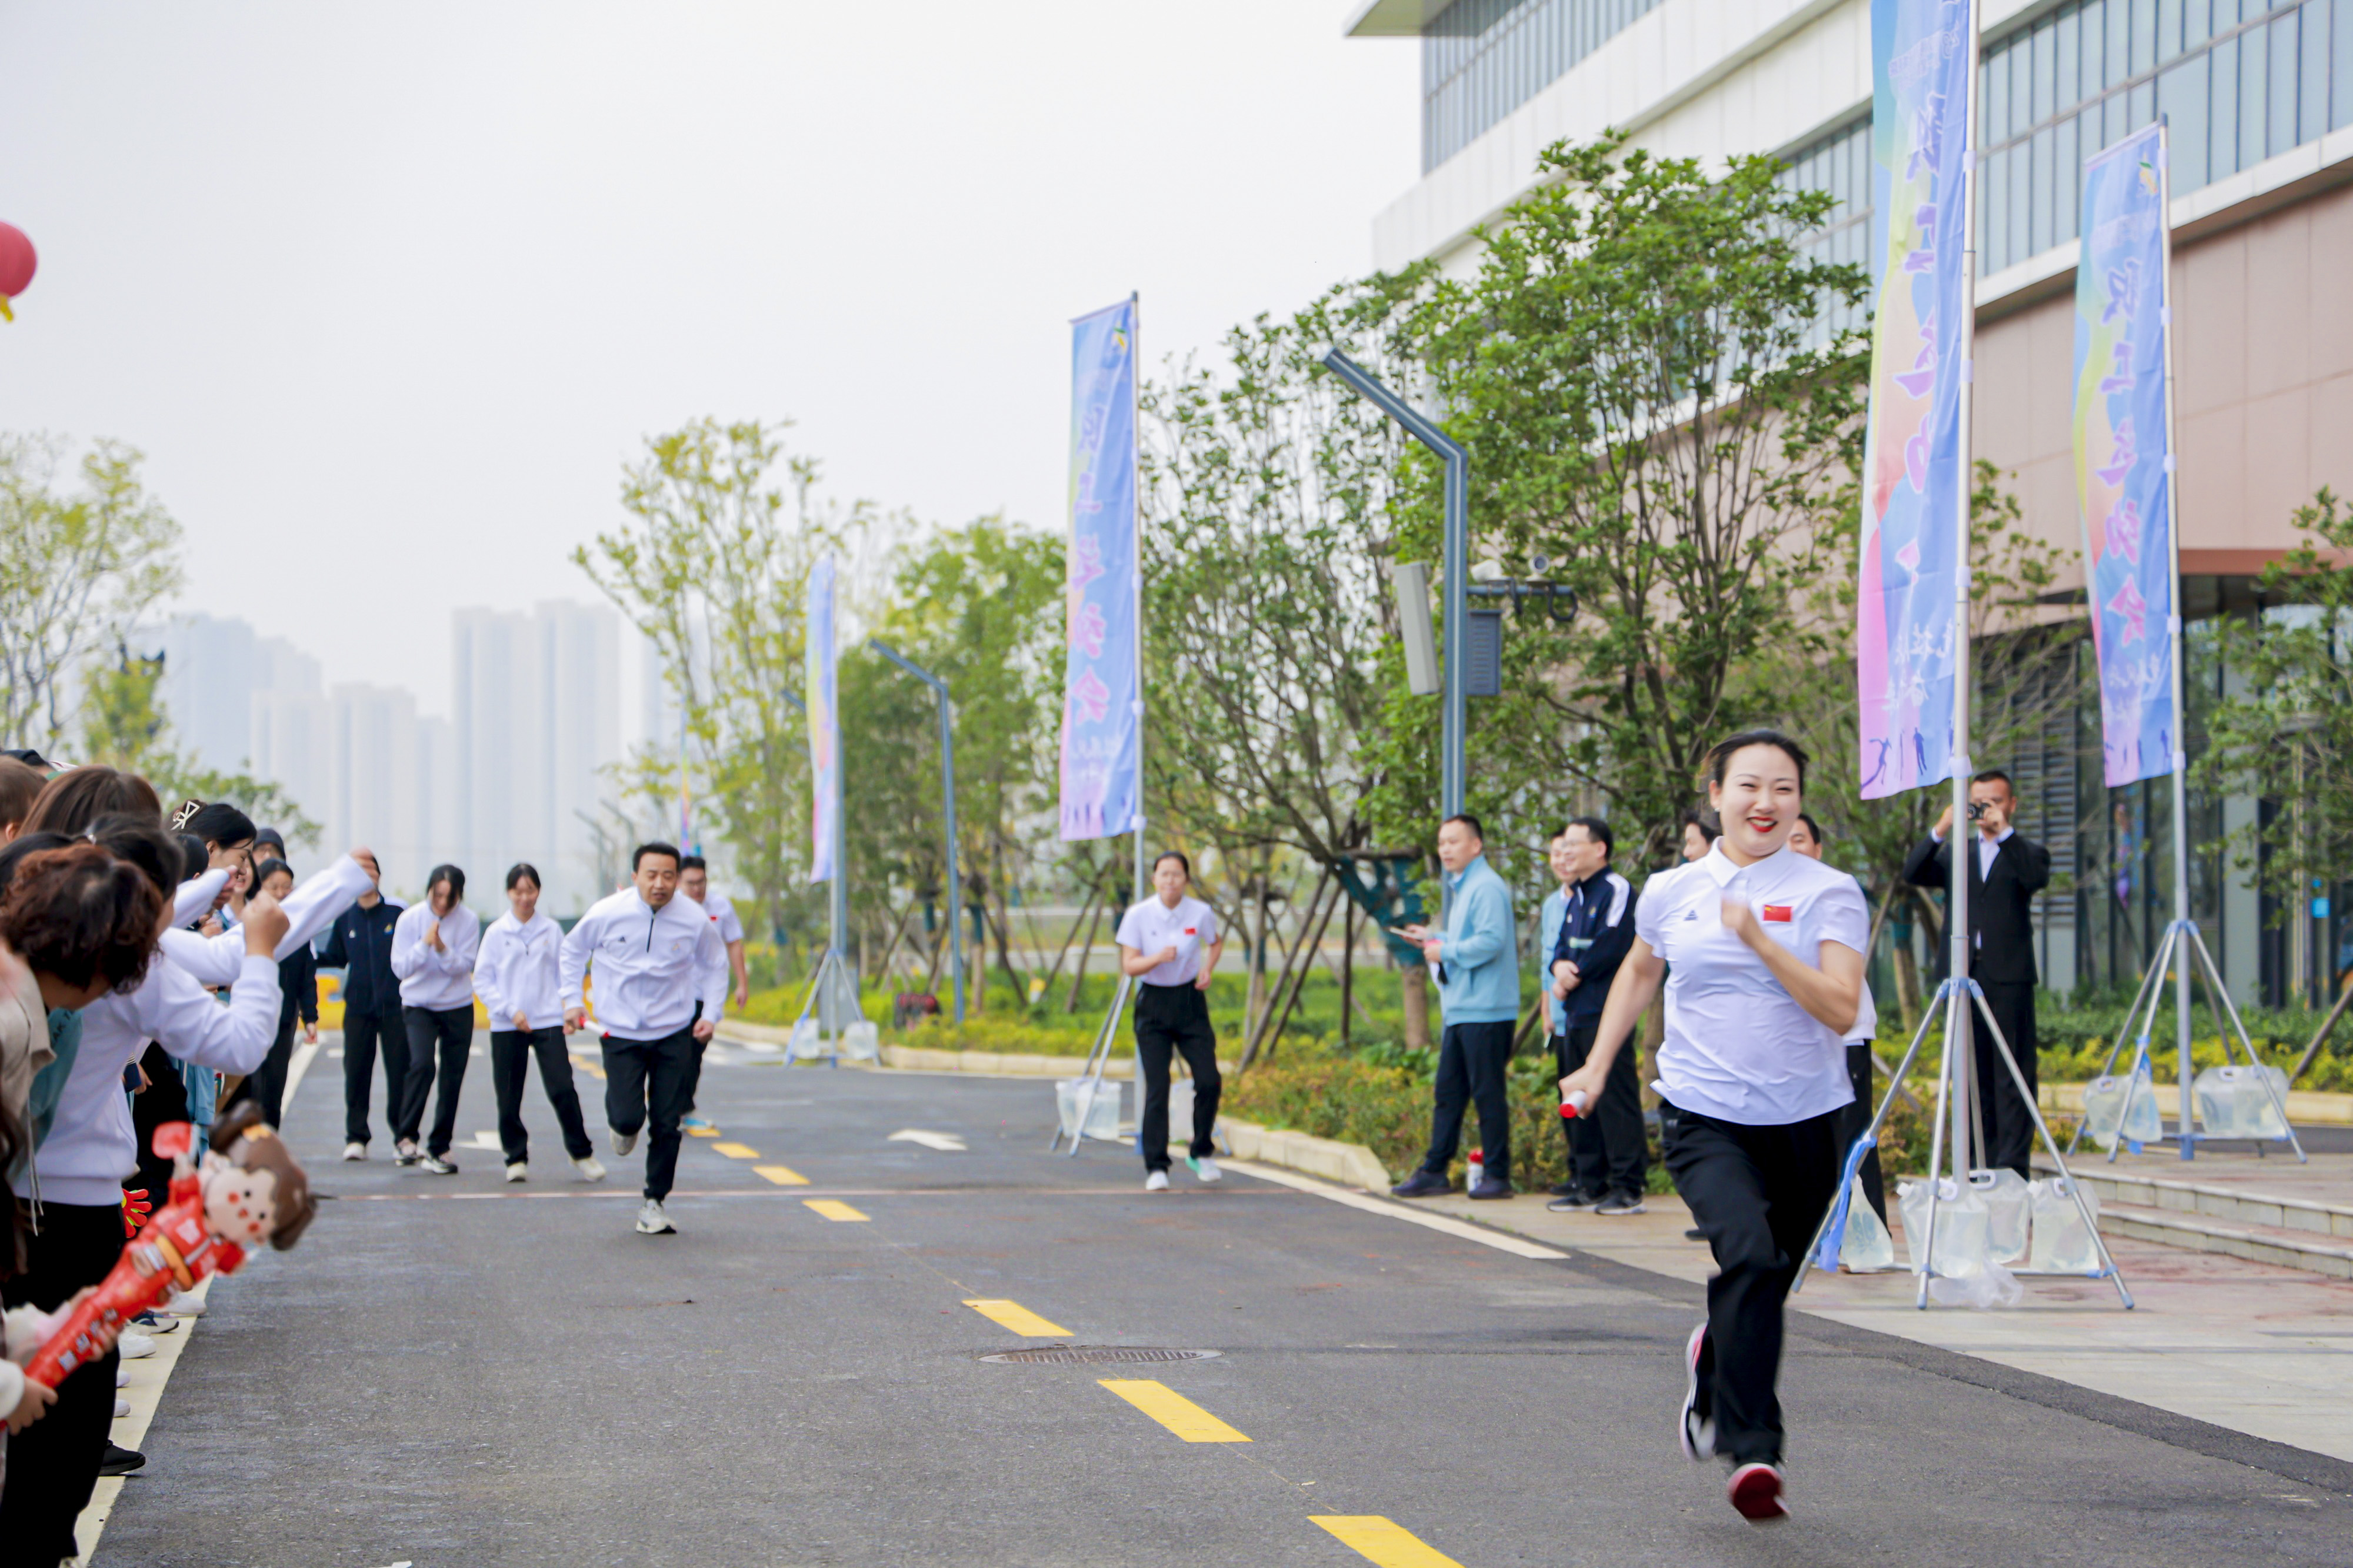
[316,851,406,1160]
[1547,818,1642,1213]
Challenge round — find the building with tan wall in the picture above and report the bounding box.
[1349,0,2353,1006]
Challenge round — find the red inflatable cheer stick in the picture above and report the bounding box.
[0,222,34,322]
[1559,1090,1592,1120]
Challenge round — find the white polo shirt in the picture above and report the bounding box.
[1637,842,1868,1126]
[1114,895,1218,988]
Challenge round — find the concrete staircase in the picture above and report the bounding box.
[2038,1160,2353,1280]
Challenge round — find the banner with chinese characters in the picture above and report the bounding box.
[806,555,839,882]
[1857,0,1974,799]
[2074,123,2176,788]
[1059,296,1140,842]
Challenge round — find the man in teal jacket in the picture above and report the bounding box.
[1392,813,1521,1200]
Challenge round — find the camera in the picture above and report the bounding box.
[1967,800,1988,821]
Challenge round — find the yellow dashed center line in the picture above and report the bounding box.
[686,1126,721,1139]
[1310,1517,1465,1567]
[962,1299,1072,1337]
[1097,1379,1250,1443]
[804,1198,868,1222]
[710,1142,761,1159]
[753,1165,809,1186]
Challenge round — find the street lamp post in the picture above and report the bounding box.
[1319,348,1468,822]
[868,639,966,1026]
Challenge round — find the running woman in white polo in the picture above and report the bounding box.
[1115,852,1226,1193]
[1560,730,1865,1526]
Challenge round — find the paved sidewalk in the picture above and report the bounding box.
[1399,1181,2353,1466]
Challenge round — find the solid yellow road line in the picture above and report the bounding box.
[711,1142,761,1159]
[962,1299,1072,1337]
[804,1199,868,1222]
[753,1165,810,1186]
[1096,1379,1250,1443]
[687,1126,721,1138]
[1310,1517,1465,1568]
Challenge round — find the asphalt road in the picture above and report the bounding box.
[97,1035,2353,1567]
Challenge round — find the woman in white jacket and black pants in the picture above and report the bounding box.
[391,863,479,1174]
[476,863,603,1185]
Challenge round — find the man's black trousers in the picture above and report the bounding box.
[1973,980,2039,1179]
[342,1007,409,1146]
[1555,1020,1646,1197]
[1417,1019,1515,1185]
[1837,1042,1888,1224]
[401,1003,475,1156]
[1664,1103,1841,1467]
[0,1201,127,1564]
[492,1026,594,1164]
[1134,982,1220,1172]
[603,1028,696,1200]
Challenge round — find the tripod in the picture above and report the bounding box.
[785,946,856,1067]
[1046,972,1136,1155]
[1794,972,2133,1310]
[2065,918,2307,1164]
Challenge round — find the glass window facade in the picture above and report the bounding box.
[1421,0,1668,174]
[1779,117,1875,349]
[1978,0,2353,276]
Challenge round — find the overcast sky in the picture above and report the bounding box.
[0,2,1418,716]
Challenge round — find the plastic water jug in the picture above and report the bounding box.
[2080,1062,2162,1149]
[1056,1077,1123,1142]
[1969,1168,2032,1264]
[2193,1063,2290,1139]
[2027,1176,2105,1274]
[1898,1177,1992,1279]
[1838,1175,1896,1271]
[839,1020,880,1062]
[785,1018,824,1060]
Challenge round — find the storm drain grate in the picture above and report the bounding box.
[978,1346,1221,1365]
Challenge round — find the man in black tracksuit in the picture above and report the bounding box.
[1548,817,1642,1212]
[316,854,406,1157]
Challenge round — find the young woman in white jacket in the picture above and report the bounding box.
[390,863,479,1175]
[475,863,602,1185]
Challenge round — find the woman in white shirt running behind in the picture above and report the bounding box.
[1560,729,1865,1527]
[475,862,604,1186]
[390,863,480,1174]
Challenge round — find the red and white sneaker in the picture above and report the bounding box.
[1678,1322,1715,1461]
[1727,1462,1788,1524]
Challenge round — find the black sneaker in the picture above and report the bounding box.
[1548,1180,1584,1197]
[1390,1170,1451,1199]
[1467,1178,1515,1200]
[1595,1192,1647,1216]
[101,1442,146,1476]
[1547,1188,1603,1213]
[1684,1226,1707,1242]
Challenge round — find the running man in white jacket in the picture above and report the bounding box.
[561,843,726,1235]
[475,862,603,1185]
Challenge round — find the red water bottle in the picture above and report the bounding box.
[1466,1147,1484,1188]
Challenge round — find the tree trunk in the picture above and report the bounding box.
[1042,882,1099,999]
[1339,899,1356,1050]
[1401,963,1431,1050]
[2291,979,2353,1087]
[1247,878,1343,1072]
[1062,893,1108,1013]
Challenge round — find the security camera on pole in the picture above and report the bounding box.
[1798,0,2128,1310]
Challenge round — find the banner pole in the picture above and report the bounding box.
[1130,290,1146,908]
[2153,120,2198,1157]
[1945,0,1985,1191]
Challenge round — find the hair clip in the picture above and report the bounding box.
[171,799,204,832]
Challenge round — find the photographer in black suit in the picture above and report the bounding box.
[1902,769,2051,1179]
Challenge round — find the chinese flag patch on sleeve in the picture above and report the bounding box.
[1762,904,1794,923]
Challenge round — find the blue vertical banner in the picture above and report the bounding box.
[2073,124,2177,788]
[1059,296,1140,842]
[1857,0,1974,799]
[806,555,839,882]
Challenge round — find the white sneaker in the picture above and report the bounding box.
[504,1162,529,1184]
[162,1290,205,1317]
[635,1199,674,1234]
[611,1127,639,1157]
[394,1140,421,1167]
[118,1331,157,1360]
[341,1142,367,1162]
[114,1397,130,1419]
[574,1155,608,1183]
[417,1152,459,1175]
[1144,1170,1170,1192]
[116,1367,129,1388]
[1187,1155,1222,1185]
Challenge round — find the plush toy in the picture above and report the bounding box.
[27,1105,315,1387]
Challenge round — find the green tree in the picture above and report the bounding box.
[1396,134,1871,869]
[0,434,184,750]
[576,419,872,942]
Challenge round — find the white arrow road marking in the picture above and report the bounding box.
[887,1129,968,1152]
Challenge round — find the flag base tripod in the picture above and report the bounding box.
[1794,975,2134,1310]
[785,947,859,1068]
[2065,918,2307,1165]
[1048,973,1137,1156]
